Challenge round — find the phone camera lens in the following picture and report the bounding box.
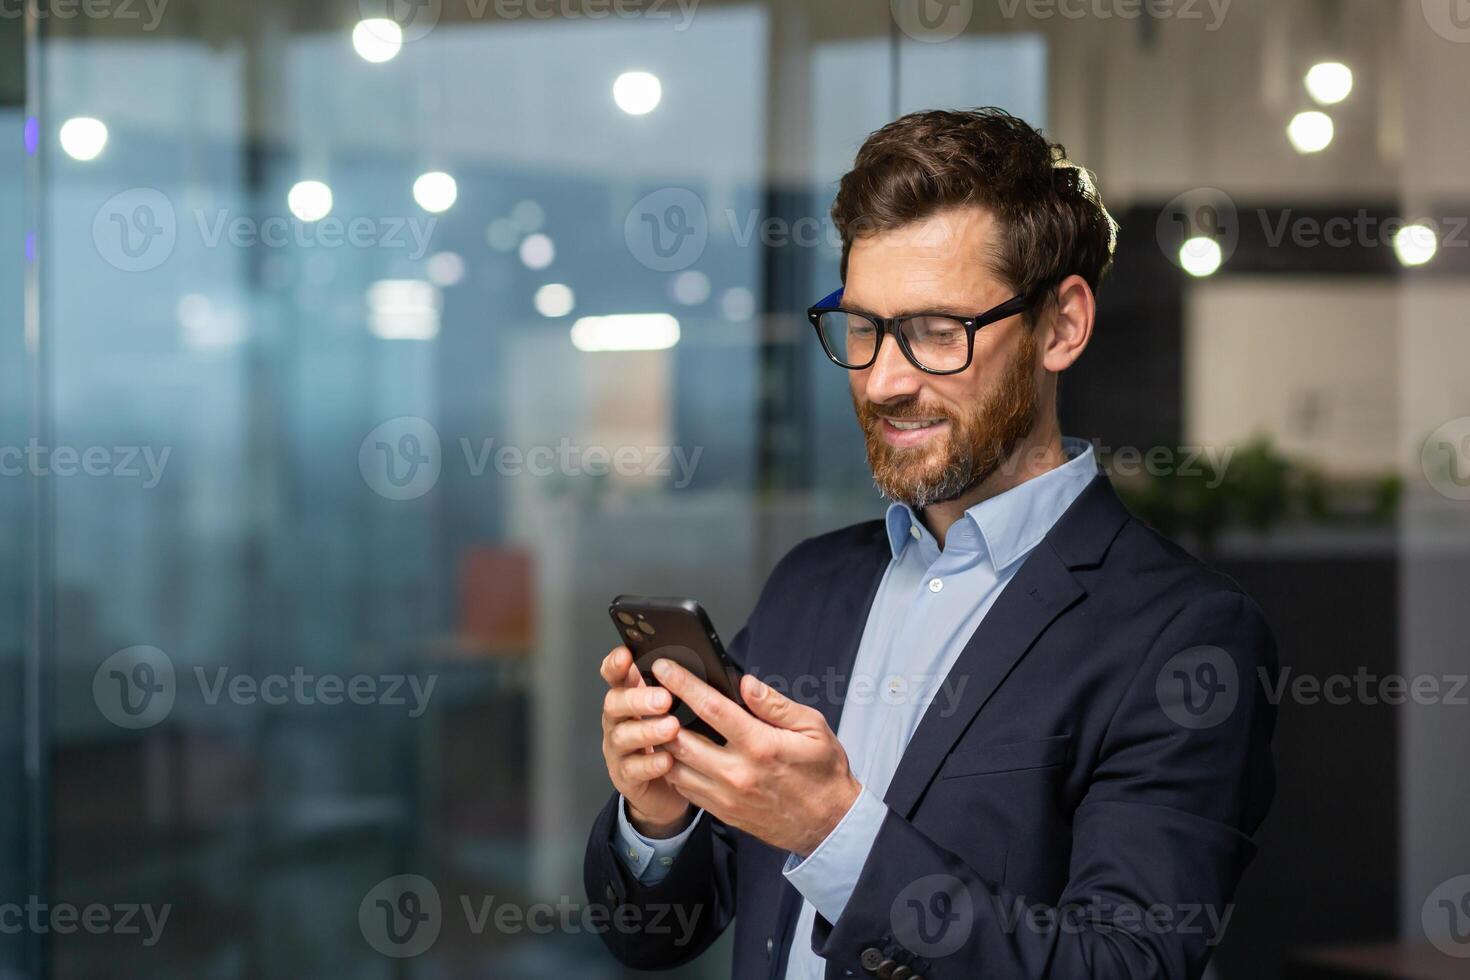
[617,612,635,626]
[638,621,656,635]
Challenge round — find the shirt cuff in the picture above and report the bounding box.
[613,795,703,885]
[781,785,886,924]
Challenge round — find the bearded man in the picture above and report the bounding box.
[586,107,1277,980]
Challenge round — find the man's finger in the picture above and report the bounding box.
[621,750,674,783]
[652,659,760,744]
[604,684,673,722]
[665,726,734,774]
[600,646,635,688]
[666,759,726,810]
[740,673,824,732]
[610,716,680,754]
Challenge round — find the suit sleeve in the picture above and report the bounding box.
[583,616,759,970]
[809,589,1278,980]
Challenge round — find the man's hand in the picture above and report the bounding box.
[652,658,862,857]
[599,646,693,838]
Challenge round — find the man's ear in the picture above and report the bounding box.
[1040,274,1095,373]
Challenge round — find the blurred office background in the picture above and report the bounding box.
[2,0,1468,977]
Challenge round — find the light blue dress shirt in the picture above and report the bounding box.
[615,438,1100,978]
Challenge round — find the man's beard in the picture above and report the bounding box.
[853,330,1040,508]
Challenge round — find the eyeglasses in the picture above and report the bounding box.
[807,287,1030,375]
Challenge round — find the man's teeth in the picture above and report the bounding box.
[888,419,942,431]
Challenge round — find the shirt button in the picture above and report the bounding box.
[658,856,673,866]
[928,577,943,593]
[909,525,920,540]
[627,847,638,860]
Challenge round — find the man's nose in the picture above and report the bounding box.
[860,331,924,403]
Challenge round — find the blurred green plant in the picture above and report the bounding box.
[1112,435,1403,550]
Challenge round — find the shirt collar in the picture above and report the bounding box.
[884,437,1100,568]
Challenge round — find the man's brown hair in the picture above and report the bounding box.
[831,107,1117,317]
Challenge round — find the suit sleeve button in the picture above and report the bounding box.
[859,948,884,973]
[892,967,914,980]
[877,961,898,979]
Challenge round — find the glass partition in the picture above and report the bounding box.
[9,1,1469,978]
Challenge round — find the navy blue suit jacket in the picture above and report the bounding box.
[585,474,1277,979]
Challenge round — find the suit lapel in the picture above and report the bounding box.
[881,542,1084,817]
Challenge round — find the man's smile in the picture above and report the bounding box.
[878,415,949,448]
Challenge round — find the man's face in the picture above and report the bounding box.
[844,206,1040,508]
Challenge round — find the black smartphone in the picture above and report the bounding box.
[608,595,746,744]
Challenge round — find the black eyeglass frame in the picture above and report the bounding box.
[806,288,1031,376]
